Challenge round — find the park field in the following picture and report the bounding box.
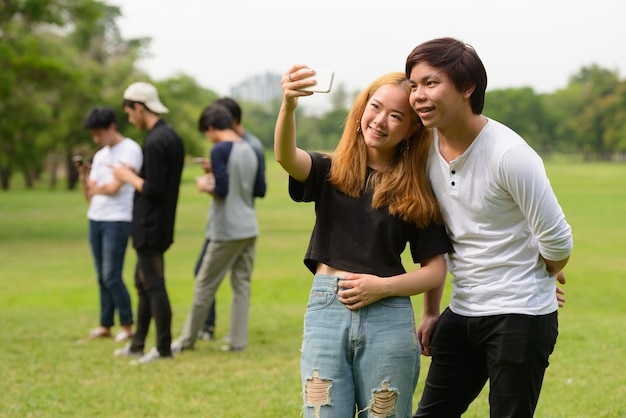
[0,157,625,417]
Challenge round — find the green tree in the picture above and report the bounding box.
[153,75,219,159]
[0,0,148,189]
[0,0,71,189]
[55,0,150,189]
[599,80,626,158]
[484,87,556,153]
[241,100,282,151]
[316,108,348,151]
[549,65,623,159]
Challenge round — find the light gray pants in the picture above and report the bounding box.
[178,237,256,350]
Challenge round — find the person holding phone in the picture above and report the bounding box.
[275,66,452,417]
[193,97,267,343]
[171,103,266,353]
[403,37,573,417]
[78,106,142,343]
[112,82,185,365]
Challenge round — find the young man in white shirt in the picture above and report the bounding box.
[405,37,573,417]
[78,106,142,343]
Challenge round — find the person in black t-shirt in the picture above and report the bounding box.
[275,66,452,418]
[111,82,185,365]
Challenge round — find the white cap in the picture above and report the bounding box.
[123,82,169,114]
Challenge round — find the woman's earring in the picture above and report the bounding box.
[356,121,362,133]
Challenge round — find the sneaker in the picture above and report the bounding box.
[114,343,143,358]
[131,347,173,365]
[198,330,215,341]
[114,329,133,343]
[221,344,245,352]
[88,327,112,339]
[170,340,191,354]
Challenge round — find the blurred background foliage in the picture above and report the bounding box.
[1,0,626,191]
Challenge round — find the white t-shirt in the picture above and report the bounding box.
[427,118,573,316]
[87,138,143,222]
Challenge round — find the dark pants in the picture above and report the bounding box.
[130,248,172,356]
[414,308,558,418]
[195,238,216,332]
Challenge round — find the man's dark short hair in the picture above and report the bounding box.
[82,106,118,130]
[214,97,242,124]
[405,37,488,115]
[122,99,143,110]
[198,103,234,133]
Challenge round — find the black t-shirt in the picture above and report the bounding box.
[289,152,452,276]
[132,119,185,252]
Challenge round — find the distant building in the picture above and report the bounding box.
[230,72,282,105]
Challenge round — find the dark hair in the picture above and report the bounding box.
[198,103,234,132]
[82,106,117,130]
[213,97,242,124]
[122,99,141,110]
[405,37,487,114]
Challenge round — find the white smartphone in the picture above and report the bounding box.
[298,70,334,93]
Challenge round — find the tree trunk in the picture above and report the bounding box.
[0,166,10,190]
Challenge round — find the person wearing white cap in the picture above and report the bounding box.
[122,81,169,115]
[112,81,185,364]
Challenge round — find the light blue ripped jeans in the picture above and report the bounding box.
[301,274,420,418]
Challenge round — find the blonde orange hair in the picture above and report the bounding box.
[328,72,442,227]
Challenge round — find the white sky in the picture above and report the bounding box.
[108,0,626,111]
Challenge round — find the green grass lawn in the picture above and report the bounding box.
[0,158,625,417]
